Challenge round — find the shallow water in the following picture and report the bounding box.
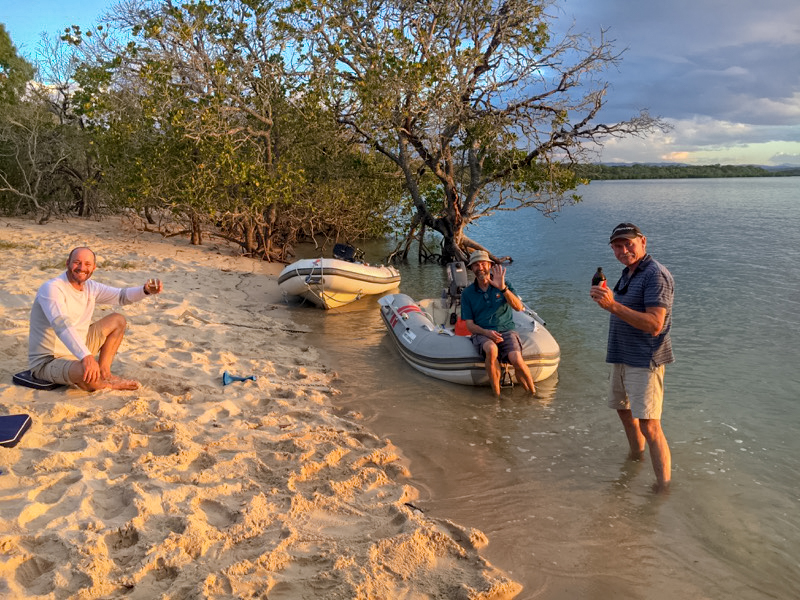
[290,178,800,599]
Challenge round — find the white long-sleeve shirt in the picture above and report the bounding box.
[28,272,147,371]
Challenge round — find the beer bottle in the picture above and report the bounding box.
[592,267,607,288]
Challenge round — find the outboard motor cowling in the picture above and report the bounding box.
[446,261,469,302]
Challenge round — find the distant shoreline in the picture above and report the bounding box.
[575,163,800,180]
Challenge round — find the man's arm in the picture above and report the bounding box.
[92,281,149,306]
[36,283,93,361]
[489,264,524,311]
[590,285,667,335]
[501,287,524,311]
[464,319,503,342]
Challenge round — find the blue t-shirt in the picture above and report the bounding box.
[461,281,516,332]
[606,254,674,368]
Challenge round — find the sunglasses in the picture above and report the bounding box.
[612,273,637,295]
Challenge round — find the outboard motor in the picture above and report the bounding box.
[333,243,364,263]
[446,261,468,300]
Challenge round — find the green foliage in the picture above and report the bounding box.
[62,0,403,258]
[3,0,684,264]
[0,25,35,105]
[0,100,83,215]
[279,0,669,262]
[0,30,106,219]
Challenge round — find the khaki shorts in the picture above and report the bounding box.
[608,363,665,420]
[32,323,107,385]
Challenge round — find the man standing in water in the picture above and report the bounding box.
[590,223,674,492]
[461,250,536,396]
[28,246,163,391]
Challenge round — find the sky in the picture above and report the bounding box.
[3,0,800,166]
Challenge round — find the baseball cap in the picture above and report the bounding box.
[609,223,643,243]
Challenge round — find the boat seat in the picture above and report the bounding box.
[419,298,455,329]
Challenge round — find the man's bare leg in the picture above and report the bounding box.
[68,313,139,391]
[617,409,646,460]
[483,342,501,395]
[640,418,671,493]
[508,350,535,394]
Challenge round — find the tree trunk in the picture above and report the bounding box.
[190,214,203,245]
[243,219,257,254]
[433,214,468,265]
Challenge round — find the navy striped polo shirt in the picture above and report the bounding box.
[606,254,674,368]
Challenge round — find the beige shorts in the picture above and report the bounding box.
[32,324,107,385]
[608,363,665,420]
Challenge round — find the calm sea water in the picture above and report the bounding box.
[292,178,800,599]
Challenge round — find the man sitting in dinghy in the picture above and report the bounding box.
[461,250,536,396]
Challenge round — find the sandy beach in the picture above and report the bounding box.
[0,216,521,599]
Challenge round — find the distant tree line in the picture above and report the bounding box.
[574,163,800,180]
[1,1,670,264]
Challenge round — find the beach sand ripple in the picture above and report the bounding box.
[0,217,521,599]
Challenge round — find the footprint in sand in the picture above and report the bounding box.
[50,436,88,452]
[188,452,216,473]
[153,382,194,396]
[274,388,299,399]
[349,432,382,449]
[106,524,140,550]
[35,472,82,504]
[165,339,190,349]
[90,486,137,521]
[106,525,140,567]
[15,556,56,596]
[200,499,239,530]
[145,434,178,457]
[152,557,180,582]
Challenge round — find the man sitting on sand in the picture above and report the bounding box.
[28,246,163,391]
[460,250,536,396]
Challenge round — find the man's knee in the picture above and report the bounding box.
[67,360,88,386]
[99,312,127,335]
[483,342,499,360]
[639,418,663,440]
[110,312,127,330]
[508,350,525,367]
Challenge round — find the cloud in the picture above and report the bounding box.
[555,0,800,164]
[769,152,800,166]
[595,117,800,165]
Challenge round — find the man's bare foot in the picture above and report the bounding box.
[652,480,671,495]
[105,375,140,390]
[627,449,646,461]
